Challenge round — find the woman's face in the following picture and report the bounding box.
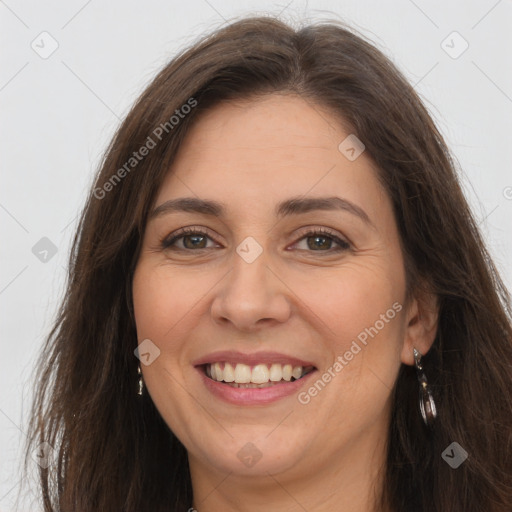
[132,94,424,483]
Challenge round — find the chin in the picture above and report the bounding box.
[190,430,306,477]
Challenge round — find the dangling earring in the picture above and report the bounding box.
[137,364,144,396]
[413,348,437,427]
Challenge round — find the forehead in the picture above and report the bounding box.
[173,94,345,168]
[155,94,386,219]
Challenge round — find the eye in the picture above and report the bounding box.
[160,226,351,253]
[291,227,351,253]
[161,227,218,250]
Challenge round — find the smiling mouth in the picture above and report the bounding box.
[201,362,316,388]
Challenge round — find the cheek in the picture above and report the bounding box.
[131,263,204,432]
[132,262,206,345]
[295,260,404,342]
[294,260,405,399]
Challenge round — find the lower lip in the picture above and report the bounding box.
[196,367,318,405]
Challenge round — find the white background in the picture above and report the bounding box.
[1,1,511,510]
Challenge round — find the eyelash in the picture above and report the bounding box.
[160,226,351,254]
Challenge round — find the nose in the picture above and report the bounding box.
[210,249,291,332]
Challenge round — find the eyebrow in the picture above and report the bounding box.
[149,196,373,226]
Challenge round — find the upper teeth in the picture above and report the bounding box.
[206,362,307,384]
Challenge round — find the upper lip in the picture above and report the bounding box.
[192,350,316,368]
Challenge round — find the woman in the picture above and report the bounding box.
[24,15,512,512]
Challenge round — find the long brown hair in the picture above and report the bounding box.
[24,15,512,511]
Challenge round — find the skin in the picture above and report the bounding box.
[132,94,438,512]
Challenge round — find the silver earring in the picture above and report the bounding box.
[413,348,437,427]
[137,365,144,396]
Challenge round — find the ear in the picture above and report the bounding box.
[400,287,439,366]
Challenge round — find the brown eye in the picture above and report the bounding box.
[181,234,208,249]
[294,229,351,253]
[161,227,351,254]
[307,234,333,250]
[161,228,216,250]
